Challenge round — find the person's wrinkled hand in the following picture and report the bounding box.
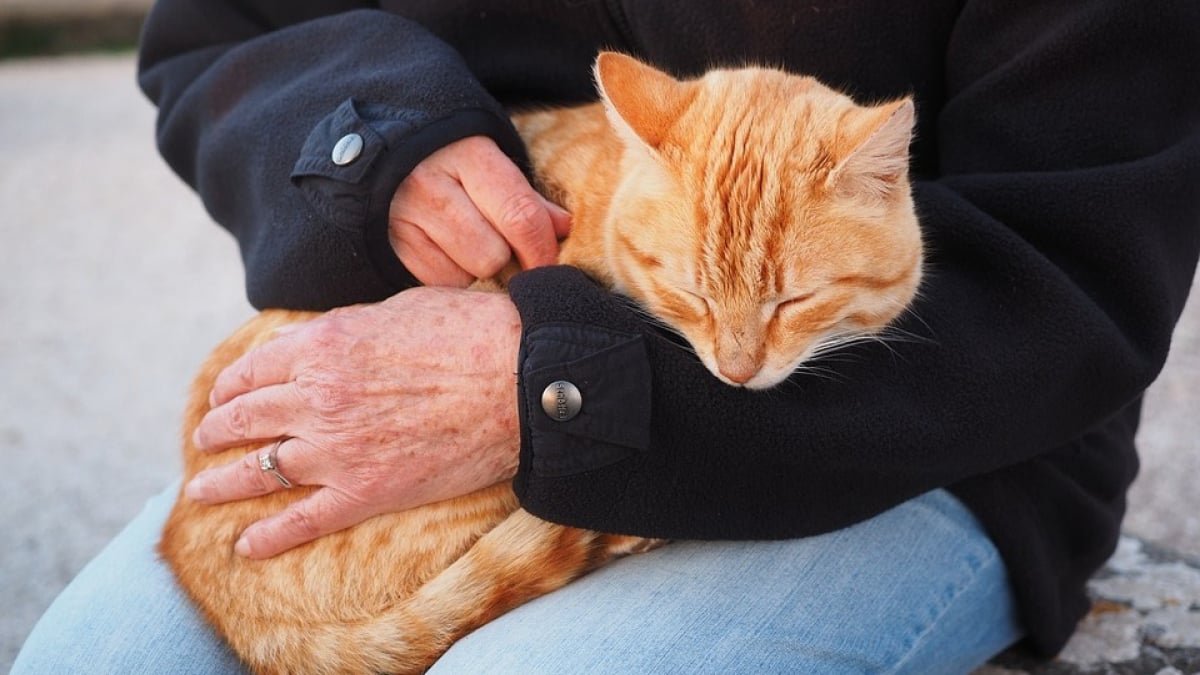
[184,286,523,559]
[390,135,572,287]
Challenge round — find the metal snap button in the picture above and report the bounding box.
[541,380,582,422]
[331,133,364,166]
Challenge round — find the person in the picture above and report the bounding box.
[13,1,1200,673]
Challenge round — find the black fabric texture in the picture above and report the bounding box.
[137,4,527,309]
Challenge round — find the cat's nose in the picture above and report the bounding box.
[717,359,758,385]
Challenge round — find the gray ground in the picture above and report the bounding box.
[1,0,151,20]
[1,54,252,671]
[1,54,1197,673]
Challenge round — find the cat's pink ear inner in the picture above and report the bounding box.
[594,51,694,151]
[826,98,915,200]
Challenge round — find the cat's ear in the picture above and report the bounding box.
[827,98,915,200]
[594,52,695,152]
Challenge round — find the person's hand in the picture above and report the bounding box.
[184,286,523,559]
[390,135,572,287]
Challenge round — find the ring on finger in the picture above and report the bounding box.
[258,438,293,489]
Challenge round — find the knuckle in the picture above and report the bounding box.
[403,164,437,191]
[305,316,350,353]
[224,398,250,438]
[403,169,452,211]
[497,192,548,240]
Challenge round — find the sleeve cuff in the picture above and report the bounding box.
[290,99,529,291]
[510,266,654,477]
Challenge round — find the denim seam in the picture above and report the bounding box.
[885,546,999,674]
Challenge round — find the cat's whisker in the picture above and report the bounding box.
[896,309,938,345]
[803,354,860,369]
[657,336,700,357]
[620,300,701,357]
[777,362,848,387]
[809,332,877,358]
[809,319,934,361]
[878,325,930,345]
[792,363,850,383]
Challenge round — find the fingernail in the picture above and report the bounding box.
[191,428,204,449]
[550,201,571,218]
[234,536,251,557]
[184,476,207,501]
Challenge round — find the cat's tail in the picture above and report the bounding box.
[242,509,659,675]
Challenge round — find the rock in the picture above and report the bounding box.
[981,536,1200,675]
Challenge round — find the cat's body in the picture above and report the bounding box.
[162,53,923,674]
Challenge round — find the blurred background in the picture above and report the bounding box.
[1,2,1197,672]
[2,1,252,670]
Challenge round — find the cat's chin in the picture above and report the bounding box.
[741,370,793,391]
[702,361,792,391]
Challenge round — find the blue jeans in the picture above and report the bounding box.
[13,484,1022,674]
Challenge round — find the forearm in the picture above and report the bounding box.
[137,2,526,309]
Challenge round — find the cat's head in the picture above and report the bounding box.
[594,52,923,390]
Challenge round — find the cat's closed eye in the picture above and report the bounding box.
[769,292,819,320]
[778,292,817,310]
[677,289,713,316]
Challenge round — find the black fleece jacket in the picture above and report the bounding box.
[137,0,1200,657]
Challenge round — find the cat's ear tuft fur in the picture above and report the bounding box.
[827,98,915,200]
[595,52,695,152]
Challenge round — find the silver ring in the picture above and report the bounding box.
[258,439,293,489]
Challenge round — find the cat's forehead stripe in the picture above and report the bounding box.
[691,100,795,299]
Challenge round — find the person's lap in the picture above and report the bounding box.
[13,484,1021,674]
[433,488,1021,674]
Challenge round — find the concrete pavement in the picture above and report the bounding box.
[1,53,253,671]
[1,53,1197,673]
[1,0,151,20]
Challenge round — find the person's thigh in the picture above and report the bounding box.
[430,489,1023,675]
[11,481,248,675]
[13,486,1020,675]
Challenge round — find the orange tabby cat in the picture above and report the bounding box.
[161,52,922,675]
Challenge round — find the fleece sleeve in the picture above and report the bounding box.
[137,2,527,310]
[507,0,1200,539]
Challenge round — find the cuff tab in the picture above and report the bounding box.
[292,98,395,185]
[521,324,652,476]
